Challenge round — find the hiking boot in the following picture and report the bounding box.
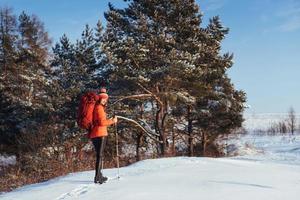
[94,173,108,184]
[98,173,108,184]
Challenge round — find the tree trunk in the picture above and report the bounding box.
[159,133,167,156]
[172,126,175,156]
[188,135,194,157]
[155,102,167,156]
[202,131,207,156]
[136,133,142,161]
[187,105,194,157]
[136,104,144,161]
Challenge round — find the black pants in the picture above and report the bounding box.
[91,137,107,177]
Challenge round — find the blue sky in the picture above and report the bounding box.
[1,0,299,114]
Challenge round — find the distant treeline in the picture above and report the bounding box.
[267,108,299,134]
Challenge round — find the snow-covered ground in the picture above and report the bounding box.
[224,133,300,165]
[1,132,300,200]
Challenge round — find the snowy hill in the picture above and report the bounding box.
[1,153,300,199]
[2,132,300,200]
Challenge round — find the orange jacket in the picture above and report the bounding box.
[89,104,114,138]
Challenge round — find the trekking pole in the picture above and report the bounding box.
[112,105,120,180]
[115,121,120,180]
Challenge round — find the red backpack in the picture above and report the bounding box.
[77,92,99,130]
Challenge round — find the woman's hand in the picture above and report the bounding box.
[112,116,118,124]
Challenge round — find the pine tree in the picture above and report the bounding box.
[50,34,80,138]
[0,8,52,153]
[103,0,202,156]
[50,20,107,141]
[103,0,246,156]
[0,7,18,147]
[179,16,246,156]
[17,11,52,108]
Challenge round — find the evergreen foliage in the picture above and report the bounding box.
[103,0,246,156]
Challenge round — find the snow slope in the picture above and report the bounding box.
[1,155,300,200]
[2,132,300,200]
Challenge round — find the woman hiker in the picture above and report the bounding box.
[89,88,117,184]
